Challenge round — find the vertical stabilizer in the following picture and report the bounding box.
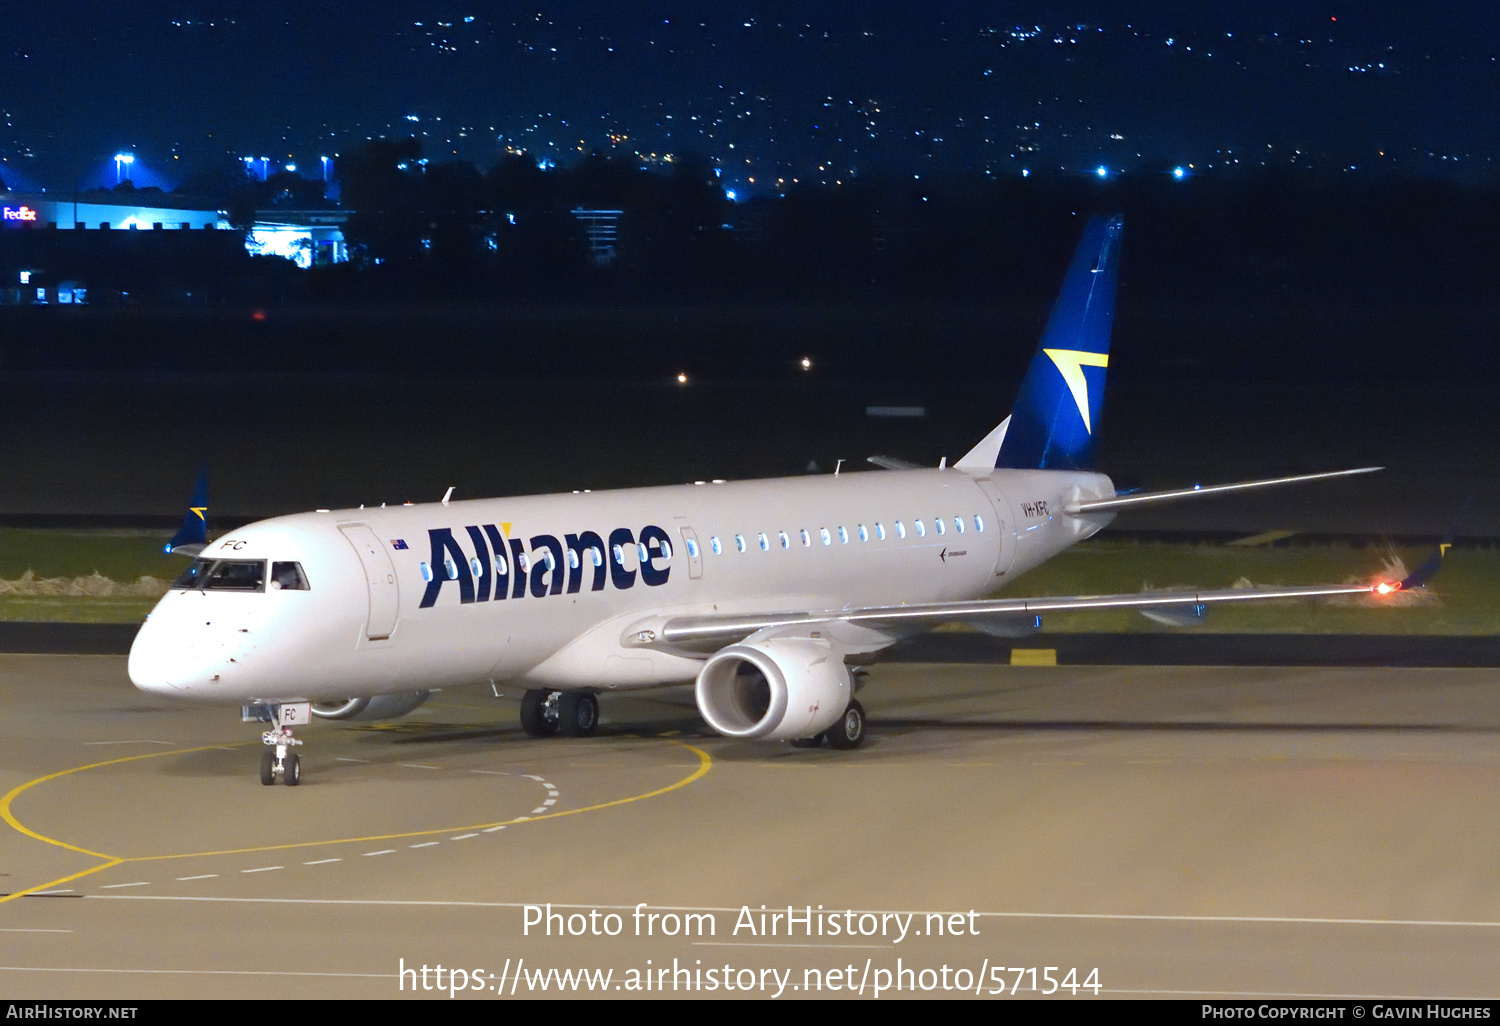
[995,215,1123,470]
[166,467,209,556]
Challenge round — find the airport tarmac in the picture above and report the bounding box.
[2,654,1499,1000]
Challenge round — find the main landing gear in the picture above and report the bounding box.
[260,725,303,786]
[789,700,867,751]
[519,689,600,738]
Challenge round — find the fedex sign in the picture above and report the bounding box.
[2,206,38,222]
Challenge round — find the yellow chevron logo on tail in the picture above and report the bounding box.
[1043,348,1110,434]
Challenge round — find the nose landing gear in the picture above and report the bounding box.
[260,726,303,786]
[245,703,310,786]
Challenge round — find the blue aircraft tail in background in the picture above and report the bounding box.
[995,214,1123,471]
[166,467,209,556]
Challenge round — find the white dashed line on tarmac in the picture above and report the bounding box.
[335,758,370,764]
[0,928,72,933]
[87,766,553,893]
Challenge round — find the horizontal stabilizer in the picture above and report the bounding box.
[1066,467,1382,515]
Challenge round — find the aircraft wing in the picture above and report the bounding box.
[624,581,1387,653]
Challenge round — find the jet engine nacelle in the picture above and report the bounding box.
[310,690,431,720]
[695,638,851,741]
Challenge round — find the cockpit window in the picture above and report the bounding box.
[204,560,266,591]
[270,561,310,591]
[171,558,216,590]
[171,559,270,592]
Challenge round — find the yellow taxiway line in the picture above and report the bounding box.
[0,739,712,902]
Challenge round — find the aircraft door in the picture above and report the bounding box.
[338,524,401,640]
[974,478,1017,579]
[678,526,704,579]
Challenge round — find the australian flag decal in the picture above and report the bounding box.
[391,539,409,550]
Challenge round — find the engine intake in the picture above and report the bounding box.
[695,639,851,741]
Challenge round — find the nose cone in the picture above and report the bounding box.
[129,608,225,697]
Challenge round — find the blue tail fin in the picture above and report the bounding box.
[166,467,209,556]
[995,215,1123,471]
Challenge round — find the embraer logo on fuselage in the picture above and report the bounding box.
[1042,348,1109,433]
[419,524,672,608]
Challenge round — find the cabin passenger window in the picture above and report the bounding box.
[735,534,746,553]
[612,544,626,565]
[420,562,433,582]
[567,548,580,569]
[495,553,509,575]
[711,536,723,555]
[686,538,700,559]
[444,557,459,580]
[820,528,831,546]
[589,547,603,567]
[543,549,557,572]
[875,523,886,540]
[636,543,649,564]
[896,521,907,539]
[935,518,946,536]
[915,520,926,537]
[858,524,869,542]
[661,541,672,559]
[271,562,310,591]
[778,531,790,549]
[800,529,811,547]
[838,526,849,544]
[518,552,531,572]
[758,533,770,552]
[469,557,484,578]
[955,516,965,534]
[974,515,985,532]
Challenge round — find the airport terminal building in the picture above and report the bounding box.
[0,192,349,303]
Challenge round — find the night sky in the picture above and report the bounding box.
[2,1,1497,193]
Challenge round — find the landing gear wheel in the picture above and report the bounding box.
[825,700,866,750]
[520,689,559,737]
[556,692,600,737]
[259,720,304,784]
[790,735,825,749]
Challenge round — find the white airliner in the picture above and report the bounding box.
[129,216,1394,784]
